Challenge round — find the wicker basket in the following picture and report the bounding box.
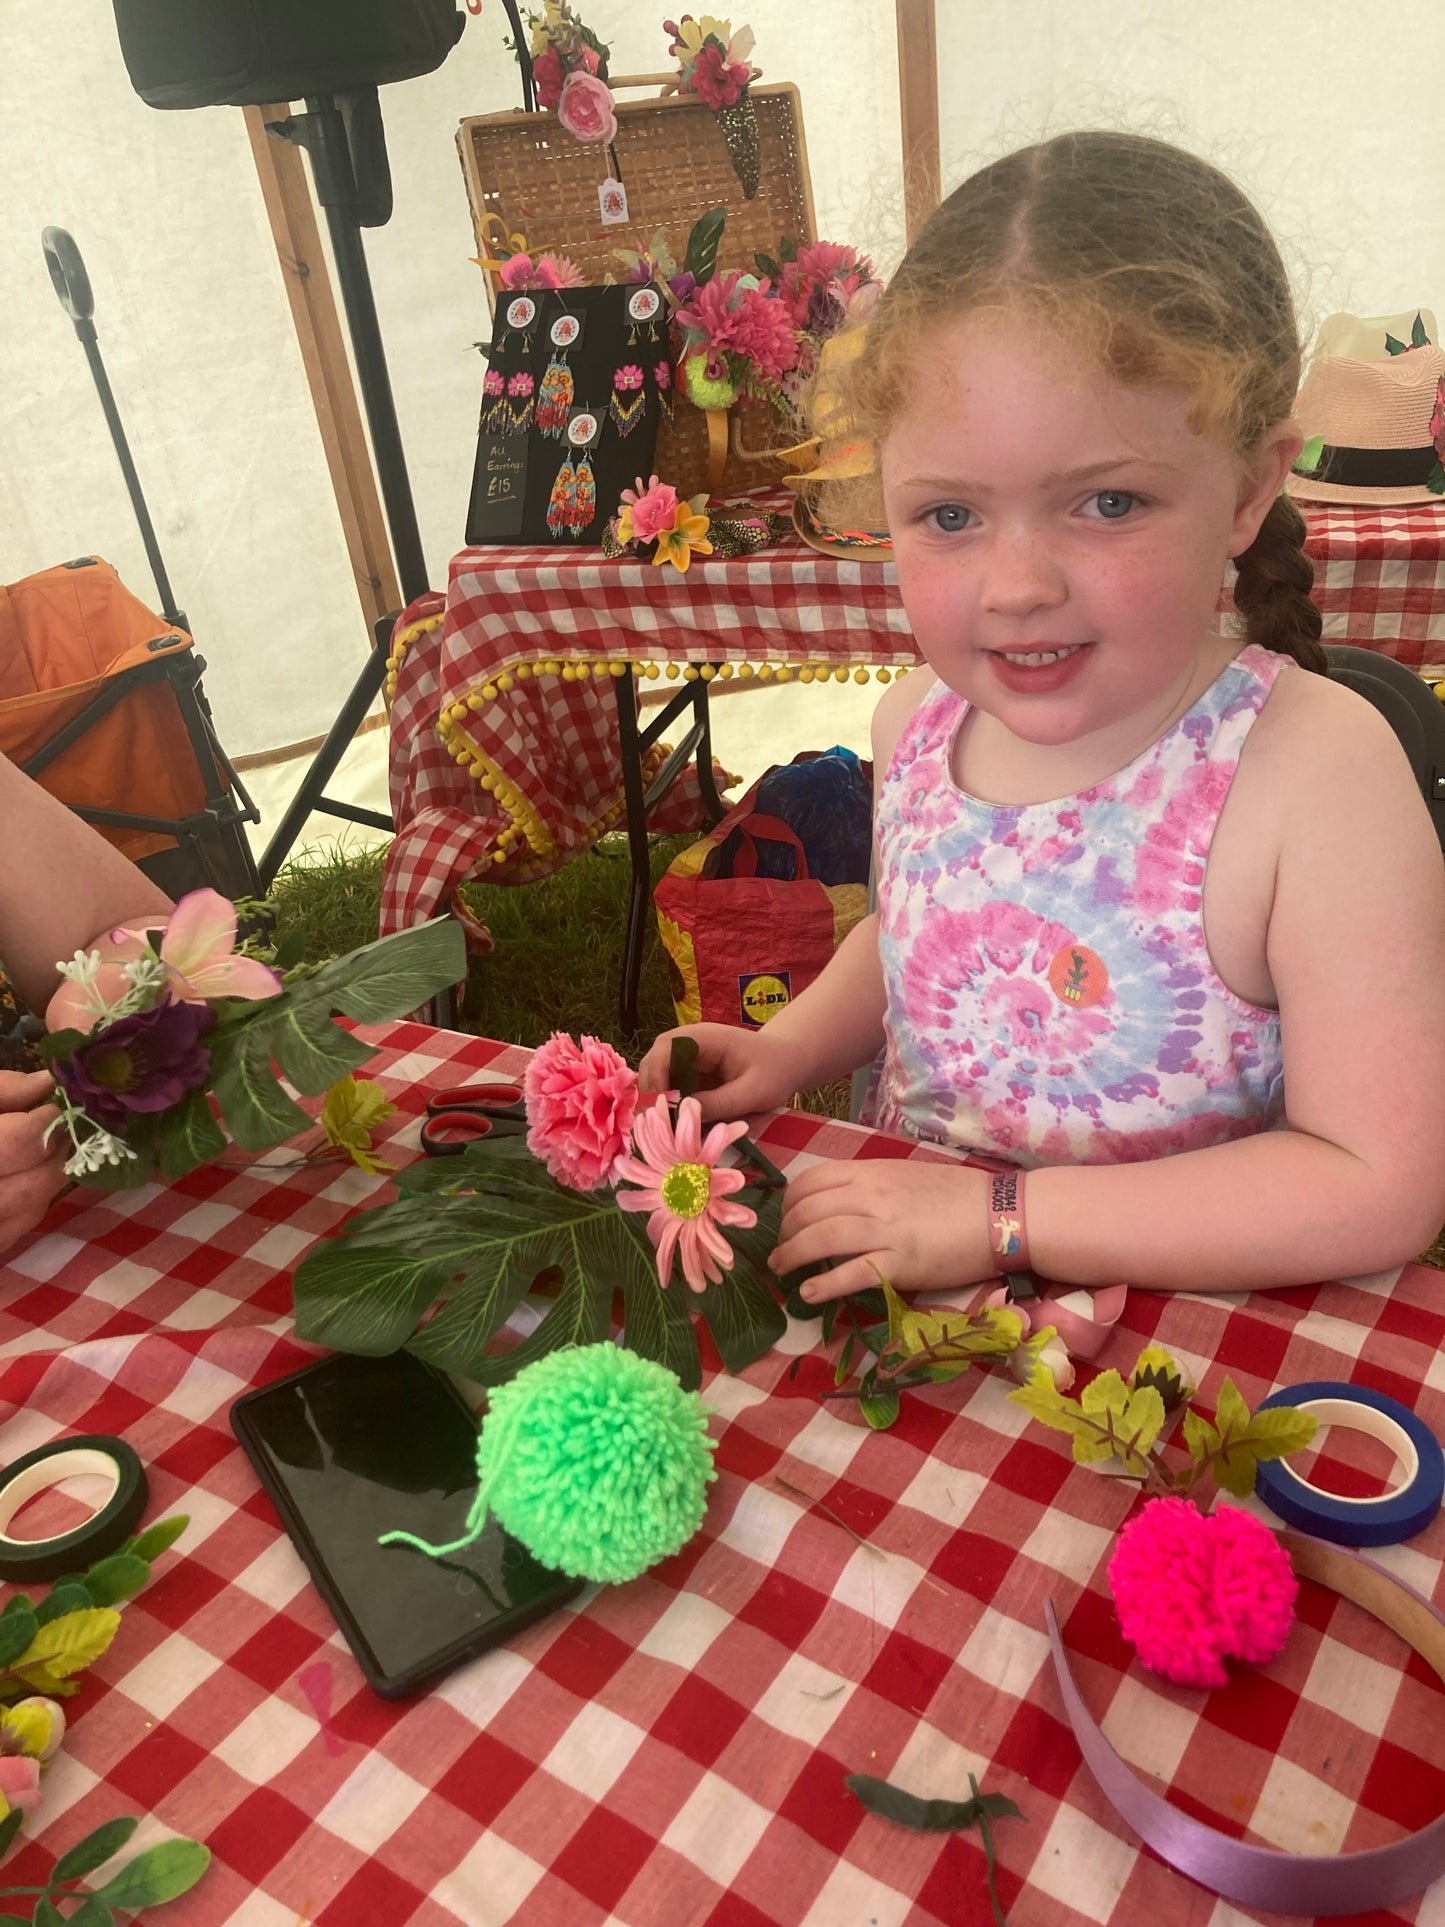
[457,81,816,501]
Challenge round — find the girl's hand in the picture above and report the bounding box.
[637,1023,806,1123]
[0,1071,66,1255]
[769,1158,996,1301]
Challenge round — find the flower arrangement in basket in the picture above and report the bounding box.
[664,13,763,196]
[41,890,463,1188]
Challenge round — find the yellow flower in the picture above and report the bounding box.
[678,14,733,56]
[320,1075,397,1175]
[651,499,714,573]
[615,504,636,545]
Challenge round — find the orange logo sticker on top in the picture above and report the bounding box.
[1047,944,1110,1008]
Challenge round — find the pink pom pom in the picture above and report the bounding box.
[1108,1497,1297,1690]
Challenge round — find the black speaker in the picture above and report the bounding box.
[112,0,466,108]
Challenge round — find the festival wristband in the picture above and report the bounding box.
[987,1169,1030,1273]
[1048,1530,1445,1915]
[0,1436,148,1582]
[1252,1381,1444,1547]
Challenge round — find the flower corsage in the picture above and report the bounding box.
[42,891,464,1189]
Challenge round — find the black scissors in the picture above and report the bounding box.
[420,1081,529,1156]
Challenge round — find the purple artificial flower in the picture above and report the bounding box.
[56,997,216,1131]
[668,270,697,307]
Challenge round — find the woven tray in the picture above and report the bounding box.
[458,81,816,500]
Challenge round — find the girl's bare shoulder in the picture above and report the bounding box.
[870,666,937,775]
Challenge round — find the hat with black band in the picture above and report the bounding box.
[1289,319,1445,507]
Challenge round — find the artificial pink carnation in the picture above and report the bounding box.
[499,251,586,292]
[676,272,799,385]
[1108,1496,1297,1690]
[532,46,565,109]
[523,1031,639,1191]
[620,476,680,542]
[778,241,875,330]
[557,70,617,144]
[612,1096,757,1291]
[1432,373,1445,456]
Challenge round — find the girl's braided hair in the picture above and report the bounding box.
[834,131,1326,672]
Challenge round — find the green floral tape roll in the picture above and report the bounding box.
[0,1436,148,1582]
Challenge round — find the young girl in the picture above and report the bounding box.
[640,130,1445,1303]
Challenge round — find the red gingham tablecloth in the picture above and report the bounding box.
[379,494,1445,944]
[3,1022,1444,1927]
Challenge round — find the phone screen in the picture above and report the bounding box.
[232,1350,583,1696]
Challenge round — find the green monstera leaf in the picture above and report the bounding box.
[292,1139,793,1389]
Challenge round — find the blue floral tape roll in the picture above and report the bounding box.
[1254,1381,1444,1547]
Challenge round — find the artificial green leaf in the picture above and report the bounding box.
[860,1391,900,1429]
[1213,1443,1260,1499]
[295,1195,502,1358]
[846,1772,1022,1831]
[263,1011,376,1098]
[1239,1403,1318,1461]
[683,208,727,287]
[835,1331,856,1386]
[273,926,307,972]
[123,1515,188,1565]
[0,1597,30,1619]
[93,1839,210,1910]
[208,1031,310,1152]
[0,1610,38,1670]
[0,1802,23,1859]
[34,1582,94,1627]
[1293,433,1325,475]
[1009,1366,1088,1432]
[754,252,781,282]
[619,1228,702,1392]
[77,1554,151,1608]
[694,1262,787,1375]
[65,1899,116,1927]
[1429,463,1445,496]
[1213,1377,1252,1443]
[1385,331,1407,356]
[37,1028,87,1065]
[10,1607,120,1685]
[465,1263,612,1385]
[668,1035,700,1097]
[52,1816,138,1885]
[778,234,799,262]
[33,1897,62,1927]
[1413,312,1431,347]
[1077,1371,1163,1469]
[1181,1408,1220,1465]
[154,1087,228,1183]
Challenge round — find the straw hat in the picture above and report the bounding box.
[1289,309,1445,506]
[779,330,893,560]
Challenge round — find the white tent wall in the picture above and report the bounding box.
[0,0,903,774]
[0,2,1440,802]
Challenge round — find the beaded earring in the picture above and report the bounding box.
[546,455,577,538]
[537,313,581,439]
[480,368,506,435]
[609,365,646,437]
[507,370,535,434]
[653,358,673,425]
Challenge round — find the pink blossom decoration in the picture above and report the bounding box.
[612,1096,757,1292]
[523,1031,639,1191]
[675,271,798,385]
[499,251,586,291]
[483,370,504,398]
[532,45,565,109]
[114,889,280,1005]
[557,70,617,144]
[619,476,680,542]
[615,364,644,391]
[508,371,535,397]
[1108,1496,1297,1690]
[0,1755,41,1813]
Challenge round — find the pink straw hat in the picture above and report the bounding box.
[1289,310,1445,507]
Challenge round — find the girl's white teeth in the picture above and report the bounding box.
[1003,646,1082,667]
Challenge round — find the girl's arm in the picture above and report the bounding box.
[0,753,173,1020]
[1029,675,1445,1288]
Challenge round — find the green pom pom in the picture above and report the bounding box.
[479,1345,717,1584]
[683,354,739,410]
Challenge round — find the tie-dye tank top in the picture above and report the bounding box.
[868,644,1289,1167]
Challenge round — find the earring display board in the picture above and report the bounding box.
[466,285,666,547]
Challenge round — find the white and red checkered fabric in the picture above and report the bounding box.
[2,1022,1443,1926]
[381,494,1445,945]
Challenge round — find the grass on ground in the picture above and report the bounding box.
[265,837,1445,1251]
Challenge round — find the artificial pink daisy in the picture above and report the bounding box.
[613,1096,757,1292]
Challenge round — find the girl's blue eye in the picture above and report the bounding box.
[926,504,972,534]
[1089,490,1137,520]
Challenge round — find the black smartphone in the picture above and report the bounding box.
[231,1350,585,1698]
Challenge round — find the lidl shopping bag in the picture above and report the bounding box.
[654,788,870,1031]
